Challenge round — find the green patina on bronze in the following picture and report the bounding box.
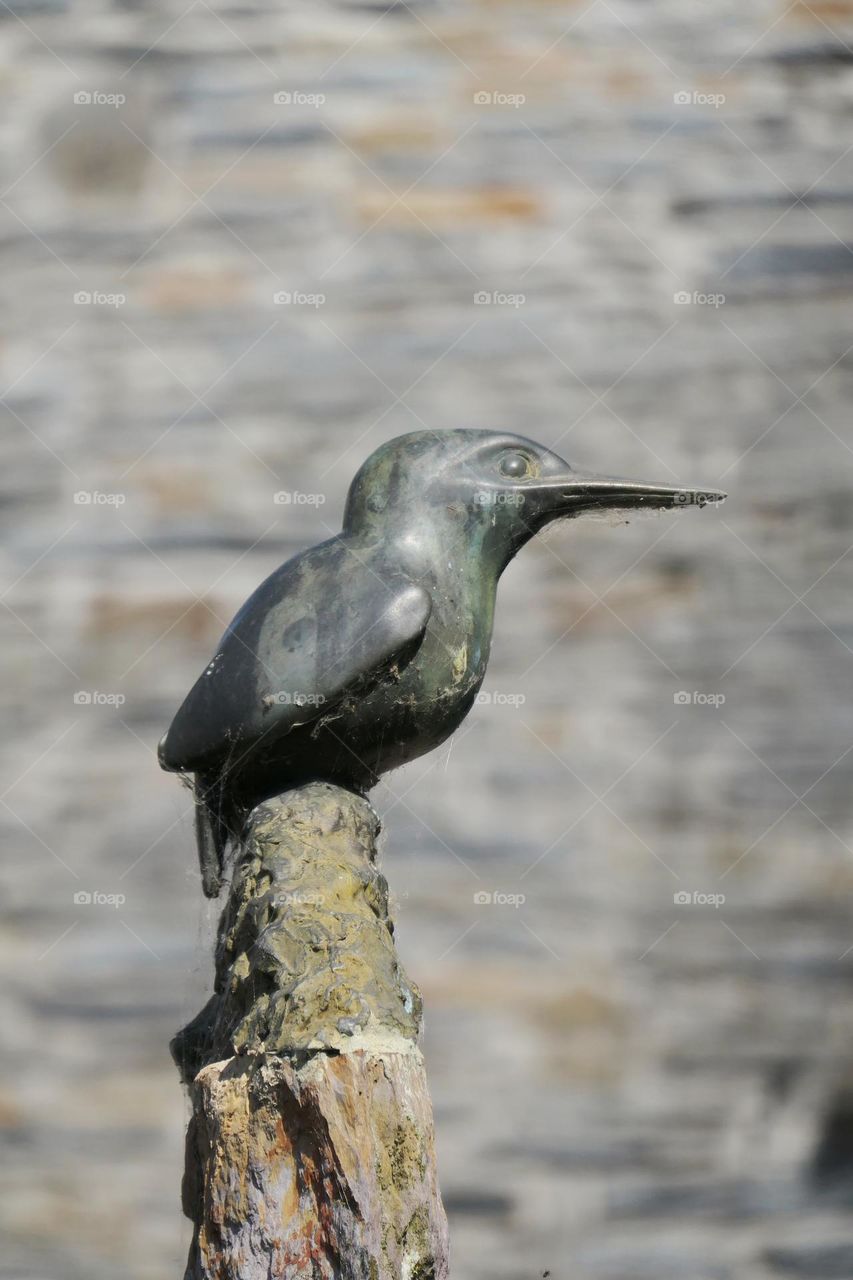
[158,428,724,895]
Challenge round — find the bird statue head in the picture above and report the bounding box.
[343,429,724,569]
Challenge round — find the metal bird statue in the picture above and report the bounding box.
[159,430,724,896]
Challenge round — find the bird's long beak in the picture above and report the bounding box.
[542,470,726,513]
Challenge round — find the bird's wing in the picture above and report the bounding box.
[160,546,431,773]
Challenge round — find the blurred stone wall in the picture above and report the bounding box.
[2,0,853,1277]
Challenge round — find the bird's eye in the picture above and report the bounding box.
[499,452,530,479]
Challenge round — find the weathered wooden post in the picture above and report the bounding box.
[172,782,449,1279]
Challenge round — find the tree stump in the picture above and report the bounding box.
[172,781,450,1280]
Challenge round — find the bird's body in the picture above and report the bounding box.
[160,429,723,895]
[166,532,495,798]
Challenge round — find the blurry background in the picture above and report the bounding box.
[2,1,853,1277]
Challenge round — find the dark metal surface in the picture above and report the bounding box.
[158,429,724,895]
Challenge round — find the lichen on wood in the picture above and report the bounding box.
[175,782,449,1280]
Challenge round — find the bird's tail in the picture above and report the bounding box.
[193,773,231,898]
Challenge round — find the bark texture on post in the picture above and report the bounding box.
[172,781,449,1280]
